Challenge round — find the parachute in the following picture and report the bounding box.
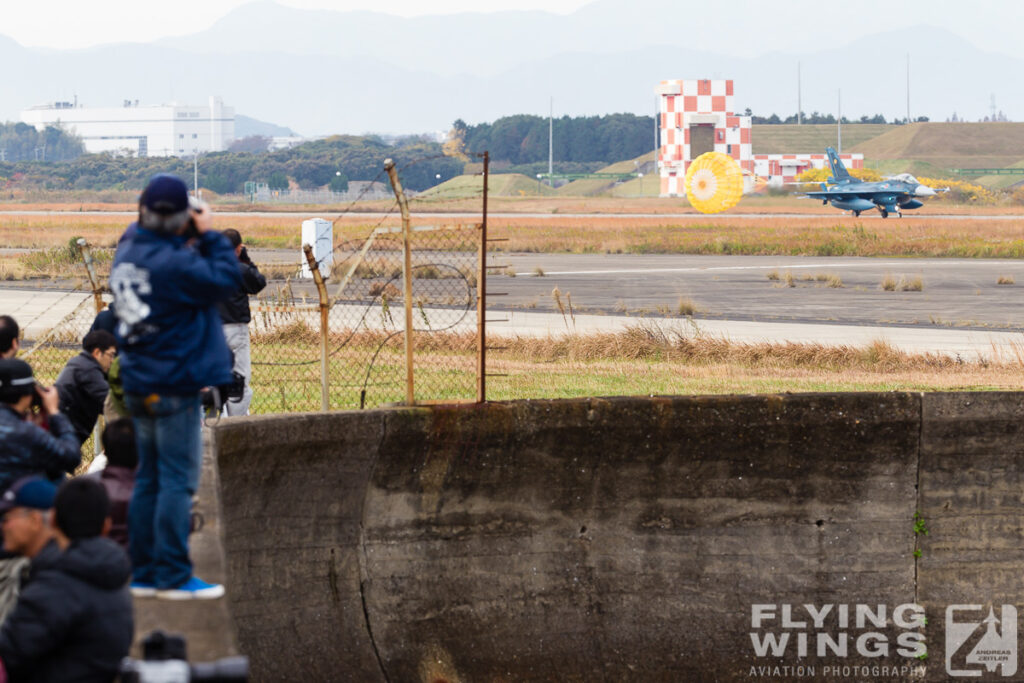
[684,152,744,214]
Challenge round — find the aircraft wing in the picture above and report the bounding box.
[804,189,870,199]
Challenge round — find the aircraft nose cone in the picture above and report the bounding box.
[916,185,936,197]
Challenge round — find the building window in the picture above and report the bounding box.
[179,134,184,139]
[192,134,197,139]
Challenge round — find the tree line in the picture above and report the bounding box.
[0,122,84,163]
[0,134,463,194]
[745,110,929,124]
[454,113,655,167]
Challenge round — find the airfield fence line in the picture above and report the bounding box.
[19,151,494,420]
[249,152,491,412]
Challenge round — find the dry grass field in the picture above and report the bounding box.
[4,204,1024,260]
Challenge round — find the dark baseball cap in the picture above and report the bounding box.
[0,477,57,515]
[0,359,35,399]
[142,174,189,215]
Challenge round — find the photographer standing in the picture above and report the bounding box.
[111,174,240,600]
[217,229,266,416]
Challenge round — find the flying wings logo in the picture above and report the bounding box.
[946,604,1017,677]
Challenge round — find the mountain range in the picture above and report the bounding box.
[1,1,1020,136]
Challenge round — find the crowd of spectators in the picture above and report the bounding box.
[0,172,258,681]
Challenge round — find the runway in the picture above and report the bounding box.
[5,250,1024,360]
[4,210,1024,220]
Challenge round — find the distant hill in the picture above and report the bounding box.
[1,7,1023,135]
[235,114,297,138]
[417,173,556,199]
[851,122,1024,169]
[752,124,894,155]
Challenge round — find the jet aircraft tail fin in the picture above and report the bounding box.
[826,147,852,183]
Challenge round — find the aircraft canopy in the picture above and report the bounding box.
[889,173,920,184]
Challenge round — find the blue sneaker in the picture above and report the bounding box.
[130,581,157,598]
[156,576,225,601]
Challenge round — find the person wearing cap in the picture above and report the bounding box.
[0,317,18,359]
[0,477,133,682]
[0,359,81,494]
[217,229,266,416]
[110,173,239,600]
[0,477,57,626]
[54,329,118,447]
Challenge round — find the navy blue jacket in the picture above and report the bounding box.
[111,223,242,396]
[0,537,133,682]
[0,406,81,493]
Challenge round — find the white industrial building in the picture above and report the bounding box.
[20,96,234,158]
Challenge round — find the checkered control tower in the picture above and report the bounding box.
[655,79,753,197]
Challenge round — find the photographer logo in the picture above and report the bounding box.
[946,604,1017,677]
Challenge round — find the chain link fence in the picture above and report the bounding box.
[249,222,481,413]
[14,152,489,421]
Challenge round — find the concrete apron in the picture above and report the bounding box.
[207,394,1024,682]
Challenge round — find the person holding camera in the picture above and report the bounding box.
[0,359,81,492]
[0,360,81,632]
[217,229,266,416]
[110,174,240,600]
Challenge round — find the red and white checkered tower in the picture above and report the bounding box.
[655,79,753,197]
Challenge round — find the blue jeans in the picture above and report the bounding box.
[125,393,202,589]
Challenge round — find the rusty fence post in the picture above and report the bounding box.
[477,152,489,403]
[303,244,330,412]
[384,158,415,406]
[77,238,105,314]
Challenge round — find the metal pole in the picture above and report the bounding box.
[837,90,842,154]
[906,53,911,124]
[548,97,553,179]
[303,244,329,411]
[384,158,415,406]
[797,61,802,125]
[477,152,489,403]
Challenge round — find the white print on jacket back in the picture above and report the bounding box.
[110,262,152,341]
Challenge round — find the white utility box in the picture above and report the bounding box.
[300,218,333,279]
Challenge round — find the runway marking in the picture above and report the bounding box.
[532,259,1024,277]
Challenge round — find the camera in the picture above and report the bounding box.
[119,631,248,683]
[199,371,245,413]
[181,197,205,240]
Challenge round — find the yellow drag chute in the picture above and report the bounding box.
[684,152,744,214]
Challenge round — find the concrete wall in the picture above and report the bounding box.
[212,393,1024,681]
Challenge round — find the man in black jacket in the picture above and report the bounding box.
[55,330,117,446]
[0,476,133,682]
[217,229,266,416]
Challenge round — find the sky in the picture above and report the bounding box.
[5,0,592,49]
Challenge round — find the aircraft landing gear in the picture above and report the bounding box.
[880,209,889,218]
[896,209,903,218]
[853,210,861,217]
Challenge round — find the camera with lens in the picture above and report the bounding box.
[199,371,245,413]
[119,631,248,683]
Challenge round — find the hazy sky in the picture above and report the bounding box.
[6,0,591,49]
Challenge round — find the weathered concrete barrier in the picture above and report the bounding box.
[212,393,1024,681]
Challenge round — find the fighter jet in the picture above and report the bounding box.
[803,147,943,218]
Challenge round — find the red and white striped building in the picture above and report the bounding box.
[655,79,752,197]
[655,79,863,196]
[752,153,863,187]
